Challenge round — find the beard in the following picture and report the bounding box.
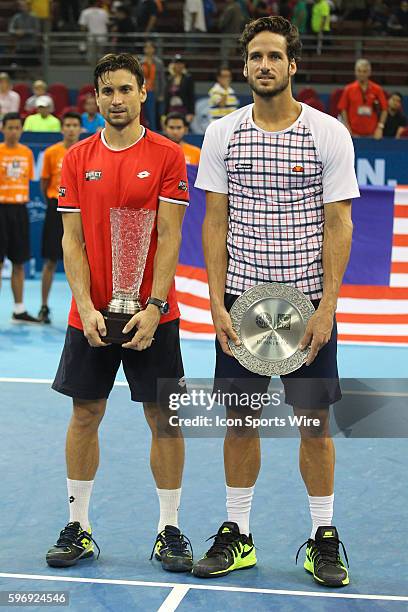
[248,71,290,99]
[105,109,137,129]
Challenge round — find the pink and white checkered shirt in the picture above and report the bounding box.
[195,103,360,299]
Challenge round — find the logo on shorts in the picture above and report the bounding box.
[59,186,66,197]
[85,170,102,181]
[178,180,188,192]
[292,165,304,173]
[255,313,291,330]
[69,496,75,503]
[178,376,186,388]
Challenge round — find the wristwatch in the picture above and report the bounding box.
[146,297,170,315]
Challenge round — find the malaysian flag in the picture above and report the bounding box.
[177,167,408,346]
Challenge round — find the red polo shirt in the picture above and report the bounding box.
[57,128,189,330]
[338,80,388,136]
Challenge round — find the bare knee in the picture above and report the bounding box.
[144,403,182,438]
[71,399,106,432]
[225,407,260,440]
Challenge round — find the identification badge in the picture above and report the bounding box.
[357,105,372,116]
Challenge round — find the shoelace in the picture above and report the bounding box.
[295,537,349,568]
[56,522,101,559]
[150,529,193,560]
[204,531,241,558]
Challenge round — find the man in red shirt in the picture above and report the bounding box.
[46,53,192,573]
[338,58,388,138]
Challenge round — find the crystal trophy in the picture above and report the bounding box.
[101,207,155,344]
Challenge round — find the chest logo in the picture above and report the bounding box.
[137,170,151,179]
[292,165,304,173]
[235,163,252,170]
[85,170,102,181]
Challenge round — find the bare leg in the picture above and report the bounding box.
[11,263,24,304]
[66,399,107,480]
[296,407,334,496]
[41,259,57,306]
[224,406,261,488]
[144,403,185,489]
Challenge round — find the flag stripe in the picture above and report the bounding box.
[391,246,408,260]
[338,323,408,335]
[338,297,408,314]
[180,320,215,334]
[336,313,408,324]
[391,262,408,273]
[339,285,408,298]
[394,205,408,218]
[390,273,408,287]
[176,291,210,310]
[339,334,408,344]
[394,218,408,233]
[393,235,408,246]
[177,264,208,282]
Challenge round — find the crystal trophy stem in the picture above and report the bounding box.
[101,207,156,344]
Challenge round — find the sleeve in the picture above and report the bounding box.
[23,116,32,131]
[317,118,360,203]
[195,121,228,193]
[159,145,189,206]
[57,150,81,212]
[28,149,34,181]
[337,87,349,112]
[41,148,51,179]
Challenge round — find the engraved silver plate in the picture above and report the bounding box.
[228,283,316,375]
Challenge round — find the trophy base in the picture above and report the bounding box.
[100,310,135,345]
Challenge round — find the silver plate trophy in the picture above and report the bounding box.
[228,283,316,375]
[101,207,155,344]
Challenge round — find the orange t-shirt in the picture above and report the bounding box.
[41,141,68,199]
[142,61,156,92]
[0,143,34,204]
[181,141,201,165]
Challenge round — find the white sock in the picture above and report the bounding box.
[14,303,25,315]
[67,479,94,532]
[308,494,334,539]
[226,485,254,536]
[156,488,181,533]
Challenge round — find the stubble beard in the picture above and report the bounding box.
[248,72,290,100]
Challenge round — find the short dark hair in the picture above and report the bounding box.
[217,67,231,79]
[390,91,403,100]
[62,111,82,126]
[239,16,302,63]
[2,112,22,127]
[94,53,144,92]
[164,112,188,126]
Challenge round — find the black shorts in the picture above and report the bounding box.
[42,197,63,261]
[0,203,30,264]
[214,293,341,410]
[52,319,185,404]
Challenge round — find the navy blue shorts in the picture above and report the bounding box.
[214,294,341,410]
[52,320,184,404]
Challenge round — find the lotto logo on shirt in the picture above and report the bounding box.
[85,170,102,181]
[178,180,188,192]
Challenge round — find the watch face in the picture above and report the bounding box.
[161,302,170,315]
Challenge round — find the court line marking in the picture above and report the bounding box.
[1,378,408,399]
[157,585,189,611]
[0,573,407,602]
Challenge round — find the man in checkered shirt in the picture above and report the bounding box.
[193,17,360,586]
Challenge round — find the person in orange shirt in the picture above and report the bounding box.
[38,112,82,324]
[338,58,388,139]
[0,112,38,323]
[163,112,201,165]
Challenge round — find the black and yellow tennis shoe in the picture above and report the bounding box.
[150,525,193,572]
[46,521,100,567]
[296,526,349,587]
[193,521,256,578]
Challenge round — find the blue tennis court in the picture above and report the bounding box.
[0,277,407,611]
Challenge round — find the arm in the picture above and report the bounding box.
[202,192,239,355]
[40,178,50,199]
[374,109,388,140]
[300,201,353,364]
[145,14,157,32]
[61,213,108,347]
[123,202,186,350]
